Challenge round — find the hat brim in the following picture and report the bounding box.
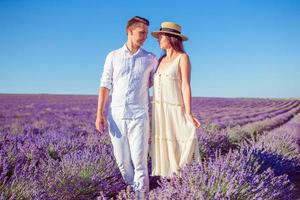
[151,31,188,41]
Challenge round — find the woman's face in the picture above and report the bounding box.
[158,33,171,49]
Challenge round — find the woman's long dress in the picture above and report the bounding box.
[151,54,200,177]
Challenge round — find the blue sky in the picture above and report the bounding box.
[0,0,299,98]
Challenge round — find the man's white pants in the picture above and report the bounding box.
[107,113,150,192]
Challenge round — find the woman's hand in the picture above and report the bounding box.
[185,113,201,128]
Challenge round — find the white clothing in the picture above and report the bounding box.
[100,44,157,119]
[107,113,150,192]
[151,55,200,177]
[99,44,157,192]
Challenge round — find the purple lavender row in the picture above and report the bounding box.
[0,99,126,199]
[197,100,296,121]
[117,147,295,199]
[0,94,299,199]
[116,104,300,199]
[200,101,300,129]
[210,100,298,123]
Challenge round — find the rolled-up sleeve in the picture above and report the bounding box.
[99,52,113,90]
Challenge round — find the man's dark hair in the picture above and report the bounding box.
[126,16,149,30]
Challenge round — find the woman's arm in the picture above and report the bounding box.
[180,53,192,115]
[180,53,201,128]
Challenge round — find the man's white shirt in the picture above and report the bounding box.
[100,44,158,119]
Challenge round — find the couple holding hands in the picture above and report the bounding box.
[95,16,201,195]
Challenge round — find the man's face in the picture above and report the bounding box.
[128,23,148,47]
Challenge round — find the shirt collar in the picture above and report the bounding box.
[122,43,143,57]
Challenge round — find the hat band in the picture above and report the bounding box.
[160,27,181,34]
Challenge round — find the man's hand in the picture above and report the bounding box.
[95,114,108,134]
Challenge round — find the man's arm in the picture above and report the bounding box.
[95,52,113,133]
[95,87,109,133]
[149,54,158,88]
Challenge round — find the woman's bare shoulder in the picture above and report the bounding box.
[179,53,190,65]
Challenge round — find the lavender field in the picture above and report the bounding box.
[1,94,300,200]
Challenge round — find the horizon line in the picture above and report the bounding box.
[0,92,299,100]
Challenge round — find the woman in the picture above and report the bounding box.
[150,22,201,178]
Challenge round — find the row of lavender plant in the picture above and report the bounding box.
[194,98,294,118]
[1,130,125,199]
[249,112,300,180]
[202,99,296,121]
[1,95,299,199]
[195,98,299,128]
[197,102,300,160]
[226,104,300,144]
[116,100,300,199]
[117,147,295,199]
[0,95,127,199]
[198,102,300,144]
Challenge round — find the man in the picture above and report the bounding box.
[95,16,157,194]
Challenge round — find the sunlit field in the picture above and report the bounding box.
[1,94,299,199]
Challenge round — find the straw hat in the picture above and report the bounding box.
[151,22,188,41]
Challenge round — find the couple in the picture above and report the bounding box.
[95,16,201,194]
